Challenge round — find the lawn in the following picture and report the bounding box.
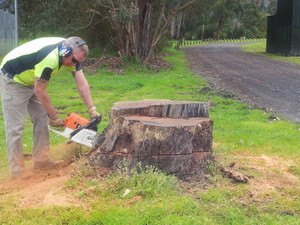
[240,42,300,65]
[0,44,299,224]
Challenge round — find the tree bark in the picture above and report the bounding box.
[96,0,195,62]
[176,12,183,39]
[88,100,213,176]
[136,0,153,59]
[201,13,205,40]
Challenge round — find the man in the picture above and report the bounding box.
[0,36,101,179]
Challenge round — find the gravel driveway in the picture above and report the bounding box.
[181,42,300,124]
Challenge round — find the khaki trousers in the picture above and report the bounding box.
[0,70,50,174]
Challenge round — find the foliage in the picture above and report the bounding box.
[4,0,278,59]
[20,2,93,44]
[182,0,277,40]
[90,0,194,61]
[0,0,15,13]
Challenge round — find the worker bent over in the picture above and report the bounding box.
[0,37,101,179]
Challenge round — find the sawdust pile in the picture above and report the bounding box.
[0,166,80,208]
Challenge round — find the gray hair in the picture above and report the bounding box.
[63,36,89,56]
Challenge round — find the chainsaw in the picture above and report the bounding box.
[49,112,101,148]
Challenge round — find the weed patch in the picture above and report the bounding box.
[104,165,177,198]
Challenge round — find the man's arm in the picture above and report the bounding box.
[73,70,93,109]
[73,70,101,119]
[34,77,57,117]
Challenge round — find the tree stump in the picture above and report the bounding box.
[88,100,213,176]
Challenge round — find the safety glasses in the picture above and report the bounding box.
[72,56,79,64]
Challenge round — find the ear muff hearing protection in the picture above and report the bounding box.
[59,39,86,57]
[59,46,72,57]
[75,39,86,47]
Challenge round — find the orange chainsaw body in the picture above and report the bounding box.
[64,112,89,130]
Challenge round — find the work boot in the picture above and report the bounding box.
[33,160,66,170]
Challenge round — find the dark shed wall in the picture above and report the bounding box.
[266,0,300,56]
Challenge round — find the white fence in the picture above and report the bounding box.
[0,7,18,56]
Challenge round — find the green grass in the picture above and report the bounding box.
[172,38,266,48]
[0,46,300,224]
[240,42,300,65]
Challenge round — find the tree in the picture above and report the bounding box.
[233,0,271,38]
[148,0,194,60]
[17,0,93,38]
[91,0,194,62]
[170,11,184,40]
[16,0,277,56]
[181,0,212,40]
[180,0,276,40]
[210,0,240,39]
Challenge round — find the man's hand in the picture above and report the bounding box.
[49,113,65,127]
[87,106,102,120]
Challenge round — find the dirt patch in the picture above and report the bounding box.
[179,153,299,204]
[223,154,299,206]
[144,57,172,71]
[0,153,298,211]
[0,165,83,208]
[83,56,124,75]
[83,56,172,75]
[239,155,298,191]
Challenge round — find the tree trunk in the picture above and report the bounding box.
[201,13,205,40]
[96,0,194,61]
[216,20,221,39]
[88,100,213,176]
[171,17,176,38]
[136,0,153,59]
[175,12,184,40]
[201,23,205,40]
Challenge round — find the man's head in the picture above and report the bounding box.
[61,36,88,67]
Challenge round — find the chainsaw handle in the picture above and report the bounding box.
[70,116,101,138]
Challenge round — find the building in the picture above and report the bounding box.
[266,0,300,56]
